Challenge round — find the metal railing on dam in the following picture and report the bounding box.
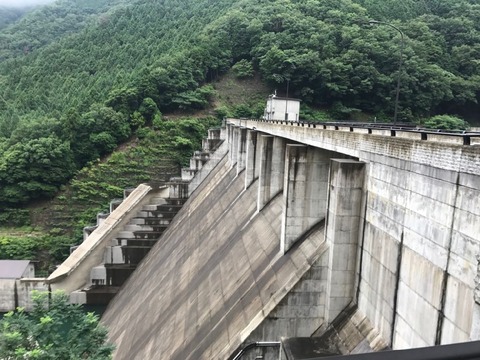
[231,118,480,146]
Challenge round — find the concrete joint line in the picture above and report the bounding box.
[435,171,460,345]
[391,231,404,347]
[355,192,369,304]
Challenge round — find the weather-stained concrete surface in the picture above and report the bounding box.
[102,153,326,359]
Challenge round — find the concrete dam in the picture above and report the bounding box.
[48,119,480,359]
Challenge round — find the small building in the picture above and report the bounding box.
[264,94,301,122]
[0,260,35,280]
[0,260,47,312]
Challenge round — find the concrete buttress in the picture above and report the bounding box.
[281,145,330,254]
[271,136,287,195]
[257,135,286,211]
[245,130,258,189]
[237,127,248,175]
[230,125,240,166]
[257,135,274,211]
[324,159,366,323]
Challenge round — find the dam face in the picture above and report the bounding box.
[83,119,479,358]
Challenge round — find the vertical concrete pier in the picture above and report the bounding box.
[271,137,287,195]
[227,123,233,156]
[257,135,286,211]
[325,159,366,323]
[281,145,330,253]
[257,135,274,211]
[237,127,248,175]
[254,130,262,181]
[229,125,239,166]
[245,130,258,189]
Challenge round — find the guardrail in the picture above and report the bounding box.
[231,119,480,146]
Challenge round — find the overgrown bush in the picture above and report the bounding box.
[214,105,231,120]
[232,59,254,78]
[329,102,361,120]
[232,104,254,118]
[300,106,330,122]
[0,234,72,271]
[0,209,30,227]
[136,127,153,139]
[422,115,469,130]
[0,291,114,359]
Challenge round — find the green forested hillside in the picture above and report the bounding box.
[1,0,479,134]
[0,0,480,269]
[0,0,236,135]
[1,0,479,205]
[0,0,129,61]
[0,7,27,30]
[0,0,237,206]
[1,0,479,203]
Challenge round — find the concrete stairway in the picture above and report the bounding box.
[52,128,226,306]
[77,194,188,305]
[65,128,226,305]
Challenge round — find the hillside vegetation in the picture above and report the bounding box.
[1,0,479,133]
[0,0,130,61]
[0,0,479,270]
[0,7,28,30]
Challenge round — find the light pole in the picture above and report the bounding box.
[369,20,405,125]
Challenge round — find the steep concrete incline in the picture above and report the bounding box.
[102,152,326,359]
[48,184,154,293]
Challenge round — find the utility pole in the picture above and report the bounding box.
[369,20,405,126]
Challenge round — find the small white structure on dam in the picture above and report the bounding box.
[264,94,300,121]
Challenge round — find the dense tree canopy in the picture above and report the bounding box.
[0,0,479,207]
[0,135,75,204]
[0,0,128,61]
[0,6,27,31]
[207,0,480,121]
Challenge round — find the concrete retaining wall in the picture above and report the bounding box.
[228,119,480,349]
[0,279,47,312]
[358,153,480,349]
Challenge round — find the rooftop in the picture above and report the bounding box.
[0,260,31,279]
